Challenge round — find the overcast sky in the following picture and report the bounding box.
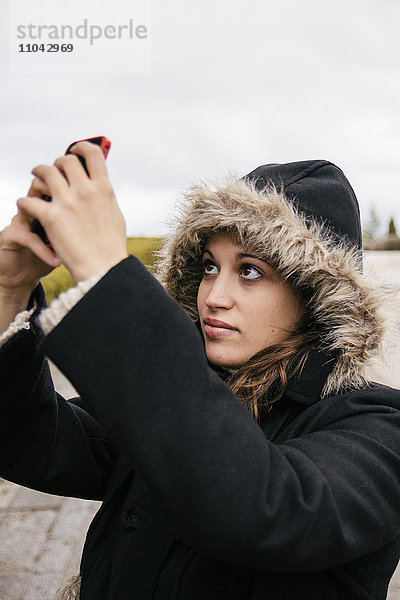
[1,0,399,237]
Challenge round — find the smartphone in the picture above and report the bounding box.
[32,136,111,247]
[65,136,111,174]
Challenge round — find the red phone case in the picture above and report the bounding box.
[66,136,111,159]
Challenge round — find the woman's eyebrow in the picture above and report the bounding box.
[202,249,214,258]
[236,252,268,263]
[203,249,269,264]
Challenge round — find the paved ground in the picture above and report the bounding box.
[0,251,399,599]
[0,364,99,600]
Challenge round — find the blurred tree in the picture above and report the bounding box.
[388,217,398,237]
[362,205,381,240]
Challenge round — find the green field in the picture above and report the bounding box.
[42,237,163,304]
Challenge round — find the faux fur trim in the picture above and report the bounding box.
[156,177,387,396]
[53,574,81,599]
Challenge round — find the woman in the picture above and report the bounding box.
[0,143,399,599]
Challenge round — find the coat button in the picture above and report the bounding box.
[122,505,145,530]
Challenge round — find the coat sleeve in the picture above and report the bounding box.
[0,288,117,501]
[40,256,400,572]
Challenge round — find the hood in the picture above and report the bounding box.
[156,161,386,397]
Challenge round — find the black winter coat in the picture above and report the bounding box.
[1,256,400,600]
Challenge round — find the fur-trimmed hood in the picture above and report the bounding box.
[156,161,386,397]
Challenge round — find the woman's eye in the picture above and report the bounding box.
[203,261,218,275]
[241,265,262,280]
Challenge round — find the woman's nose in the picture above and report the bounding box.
[205,276,235,310]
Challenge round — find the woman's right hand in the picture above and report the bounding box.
[0,180,63,333]
[0,179,62,315]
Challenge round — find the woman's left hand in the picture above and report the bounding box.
[17,141,128,283]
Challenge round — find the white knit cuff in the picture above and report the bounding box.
[39,273,104,335]
[0,307,35,347]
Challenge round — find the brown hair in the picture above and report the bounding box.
[224,317,319,422]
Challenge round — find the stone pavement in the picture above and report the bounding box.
[0,481,99,599]
[0,251,400,599]
[0,365,100,599]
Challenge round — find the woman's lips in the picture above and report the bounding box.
[204,318,238,339]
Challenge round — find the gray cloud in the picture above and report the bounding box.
[1,0,399,236]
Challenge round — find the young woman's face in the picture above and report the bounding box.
[197,233,304,368]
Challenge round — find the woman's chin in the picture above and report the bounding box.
[204,338,254,370]
[206,352,243,370]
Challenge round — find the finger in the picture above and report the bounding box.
[20,230,62,267]
[2,221,61,267]
[68,141,108,180]
[31,164,69,197]
[11,207,35,227]
[27,176,51,199]
[53,153,88,185]
[17,195,52,224]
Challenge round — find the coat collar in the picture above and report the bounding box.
[285,347,339,406]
